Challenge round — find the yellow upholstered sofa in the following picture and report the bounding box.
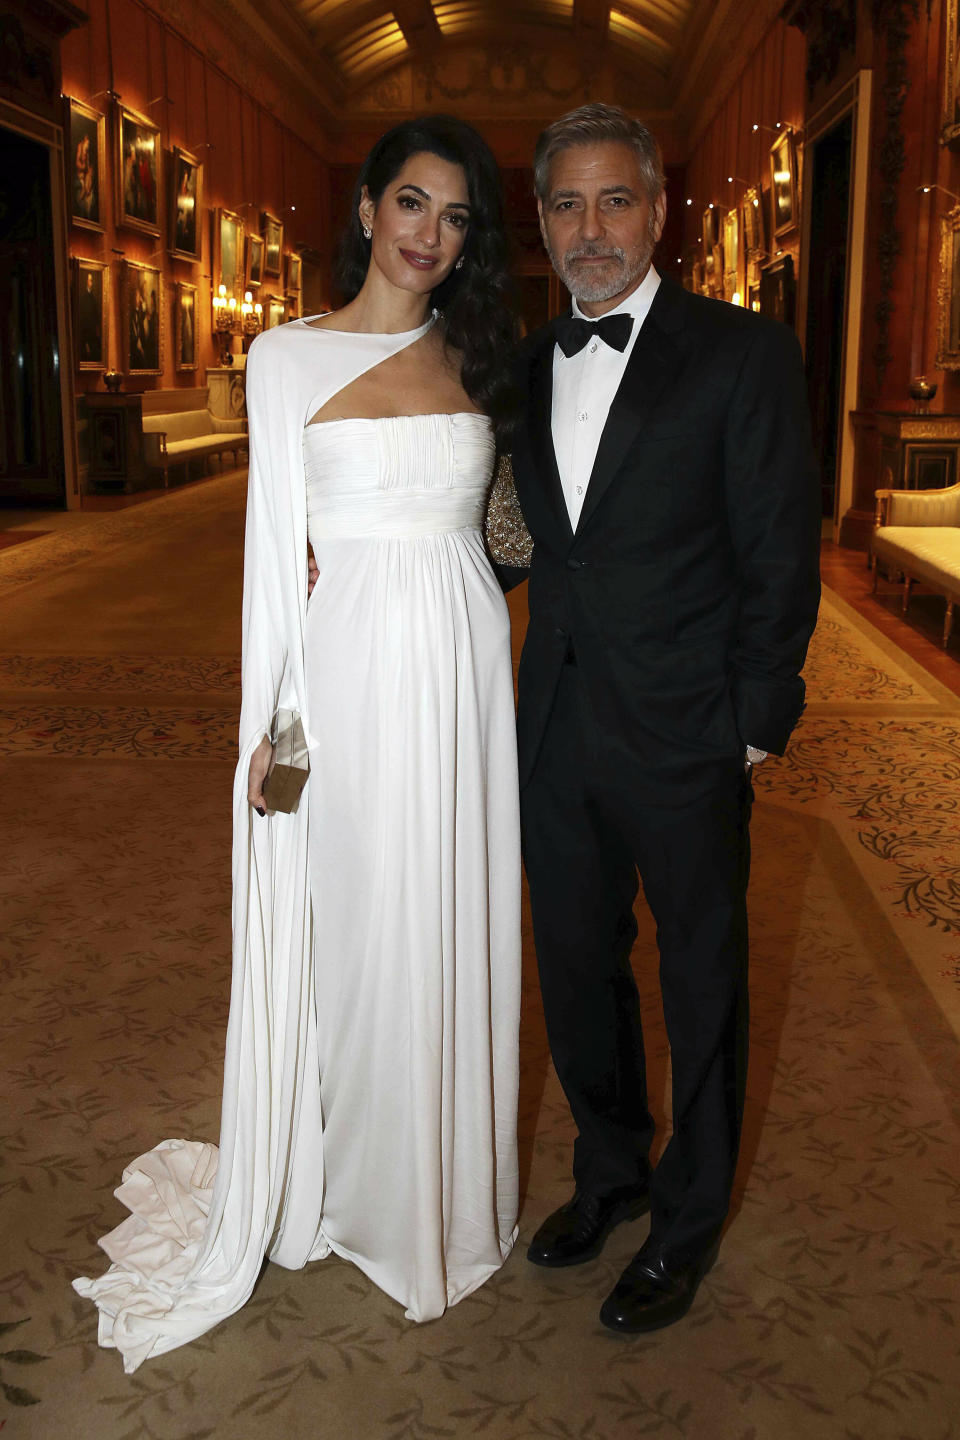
[871,482,960,648]
[141,388,247,486]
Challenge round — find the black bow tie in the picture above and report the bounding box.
[555,313,634,358]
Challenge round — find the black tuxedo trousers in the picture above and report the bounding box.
[510,281,821,1259]
[522,661,752,1257]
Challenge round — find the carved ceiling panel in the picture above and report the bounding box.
[219,0,782,138]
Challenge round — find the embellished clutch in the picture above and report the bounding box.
[485,453,534,568]
[262,709,310,814]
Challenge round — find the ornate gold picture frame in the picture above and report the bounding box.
[175,281,199,371]
[73,257,110,370]
[742,185,766,258]
[264,294,286,329]
[262,211,283,278]
[116,102,161,237]
[66,97,106,233]
[770,132,798,239]
[214,207,244,298]
[246,232,264,289]
[722,208,740,302]
[702,206,720,292]
[937,204,960,368]
[170,146,203,262]
[121,260,163,375]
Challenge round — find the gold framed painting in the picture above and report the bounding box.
[170,146,202,262]
[937,205,960,368]
[742,185,766,258]
[286,252,302,292]
[264,293,286,329]
[702,206,722,292]
[214,207,244,298]
[73,257,110,370]
[770,131,797,239]
[722,208,740,302]
[175,281,199,371]
[65,97,106,232]
[116,102,161,237]
[262,211,283,278]
[246,232,264,289]
[121,260,163,375]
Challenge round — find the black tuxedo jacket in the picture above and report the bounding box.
[509,277,822,802]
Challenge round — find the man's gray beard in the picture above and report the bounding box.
[549,229,657,305]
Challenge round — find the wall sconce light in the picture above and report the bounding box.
[213,282,240,364]
[918,184,960,204]
[242,289,263,339]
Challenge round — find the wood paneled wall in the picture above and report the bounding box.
[681,19,806,277]
[61,0,331,391]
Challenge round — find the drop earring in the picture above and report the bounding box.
[363,225,372,240]
[455,257,464,270]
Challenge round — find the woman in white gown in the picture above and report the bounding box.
[74,116,522,1371]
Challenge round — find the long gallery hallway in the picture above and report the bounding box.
[2,473,960,1438]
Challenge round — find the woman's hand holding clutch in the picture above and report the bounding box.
[248,735,273,817]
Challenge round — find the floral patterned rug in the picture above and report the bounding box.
[0,478,958,1439]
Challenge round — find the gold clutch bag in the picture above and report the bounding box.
[262,709,310,814]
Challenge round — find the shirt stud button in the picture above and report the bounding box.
[589,342,598,353]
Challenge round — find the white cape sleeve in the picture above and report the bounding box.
[73,330,326,1372]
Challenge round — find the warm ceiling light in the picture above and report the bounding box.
[335,16,408,76]
[608,7,672,60]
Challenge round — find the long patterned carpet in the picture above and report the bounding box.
[1,474,959,1439]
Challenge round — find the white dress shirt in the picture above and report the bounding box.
[551,264,661,531]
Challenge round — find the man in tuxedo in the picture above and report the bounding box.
[509,103,821,1333]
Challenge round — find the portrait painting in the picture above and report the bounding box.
[262,212,283,277]
[116,104,161,237]
[937,206,960,367]
[264,294,286,329]
[702,206,721,291]
[73,258,109,370]
[742,185,766,257]
[759,253,796,328]
[246,232,264,288]
[770,132,797,239]
[286,252,302,292]
[722,209,740,301]
[214,208,243,298]
[176,282,198,371]
[66,97,105,232]
[122,260,163,375]
[170,147,202,262]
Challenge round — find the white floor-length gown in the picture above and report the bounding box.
[73,314,522,1371]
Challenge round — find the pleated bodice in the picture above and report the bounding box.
[302,411,495,542]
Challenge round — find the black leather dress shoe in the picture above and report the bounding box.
[599,1236,720,1333]
[526,1185,650,1268]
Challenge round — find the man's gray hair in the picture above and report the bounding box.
[533,102,665,203]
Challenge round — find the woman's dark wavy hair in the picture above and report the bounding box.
[336,115,518,442]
